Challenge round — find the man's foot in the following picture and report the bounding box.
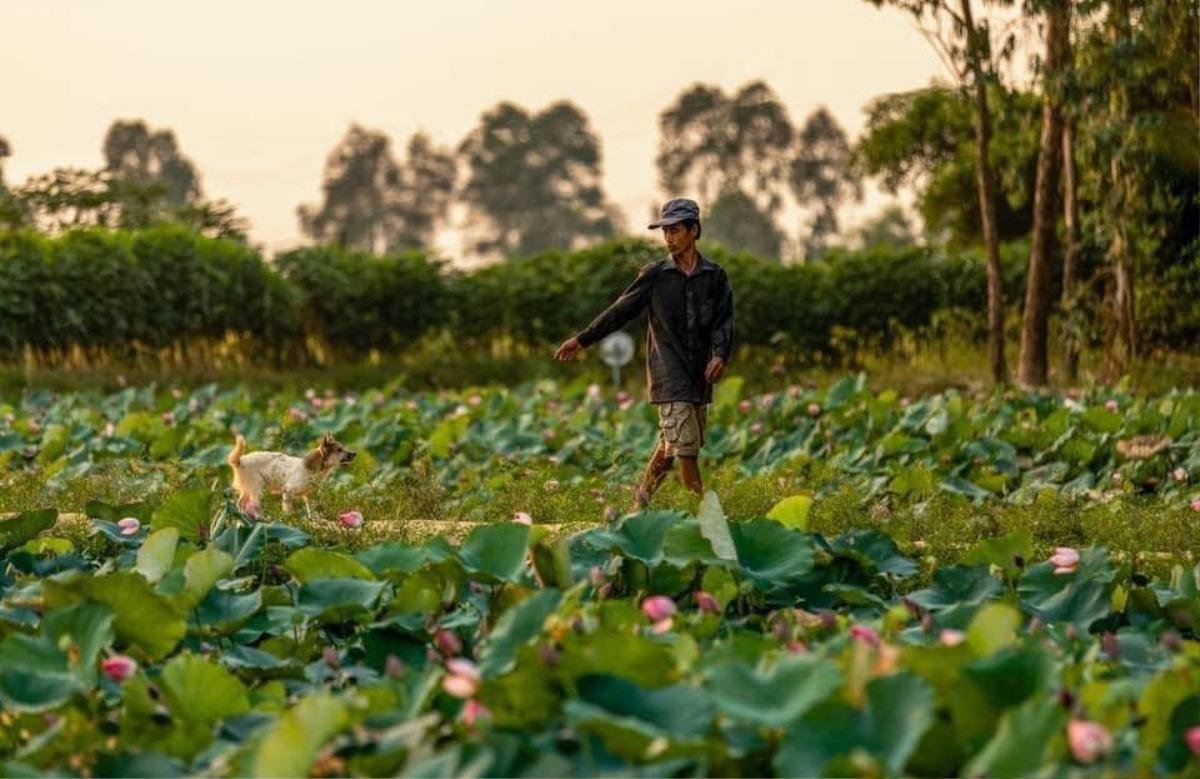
[631,486,652,512]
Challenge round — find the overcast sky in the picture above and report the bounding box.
[2,1,996,262]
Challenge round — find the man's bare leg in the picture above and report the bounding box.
[678,455,703,497]
[633,441,675,510]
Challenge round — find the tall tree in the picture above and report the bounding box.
[1017,0,1069,387]
[299,124,455,253]
[657,80,794,255]
[0,134,10,186]
[458,101,621,258]
[789,107,864,259]
[865,0,1017,385]
[102,119,202,205]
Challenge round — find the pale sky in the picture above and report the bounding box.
[2,1,1004,263]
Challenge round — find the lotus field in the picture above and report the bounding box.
[0,374,1198,776]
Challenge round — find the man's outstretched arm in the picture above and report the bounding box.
[555,266,655,360]
[705,270,734,383]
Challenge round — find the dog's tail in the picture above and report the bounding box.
[227,434,246,468]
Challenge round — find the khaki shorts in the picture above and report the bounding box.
[655,401,708,458]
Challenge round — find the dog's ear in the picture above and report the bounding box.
[319,432,332,450]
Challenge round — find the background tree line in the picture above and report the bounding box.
[0,0,1195,385]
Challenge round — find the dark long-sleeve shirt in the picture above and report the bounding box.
[575,251,734,404]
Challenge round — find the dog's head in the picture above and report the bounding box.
[316,432,357,470]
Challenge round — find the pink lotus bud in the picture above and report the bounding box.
[738,399,752,414]
[1192,498,1200,512]
[243,499,261,519]
[385,654,405,677]
[544,479,560,491]
[442,673,478,698]
[1067,719,1113,764]
[807,403,821,418]
[445,658,480,681]
[288,407,307,422]
[694,591,721,615]
[161,411,175,426]
[322,646,340,668]
[116,373,127,387]
[641,596,676,623]
[1185,726,1200,756]
[101,654,137,683]
[513,511,533,526]
[103,422,115,437]
[787,385,802,399]
[434,629,462,657]
[460,698,491,726]
[1172,467,1188,482]
[1050,547,1080,575]
[771,363,786,377]
[750,422,763,435]
[939,629,965,647]
[467,394,482,407]
[117,517,140,535]
[338,510,363,529]
[1104,398,1119,412]
[588,565,604,587]
[616,390,630,404]
[787,640,806,654]
[650,617,674,634]
[849,624,880,648]
[587,383,602,400]
[758,393,775,408]
[899,397,911,408]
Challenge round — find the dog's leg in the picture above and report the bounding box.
[281,493,292,514]
[302,495,314,520]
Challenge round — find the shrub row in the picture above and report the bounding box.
[1,226,1193,365]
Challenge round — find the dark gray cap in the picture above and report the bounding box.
[648,197,700,229]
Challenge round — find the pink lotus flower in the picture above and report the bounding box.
[117,517,140,536]
[1104,398,1119,412]
[1172,467,1188,482]
[434,629,462,657]
[641,596,676,623]
[1185,726,1200,756]
[1067,719,1113,764]
[1192,498,1200,513]
[513,511,533,526]
[1050,547,1080,575]
[338,511,363,529]
[738,399,752,414]
[849,624,881,648]
[288,407,308,422]
[939,629,965,647]
[807,402,821,418]
[589,566,605,587]
[101,654,137,683]
[460,698,491,726]
[468,394,482,407]
[694,591,721,615]
[442,658,481,699]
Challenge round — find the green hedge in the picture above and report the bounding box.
[1,226,1193,366]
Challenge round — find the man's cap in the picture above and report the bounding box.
[648,198,700,229]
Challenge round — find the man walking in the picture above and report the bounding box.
[554,198,734,510]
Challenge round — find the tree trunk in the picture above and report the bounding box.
[1018,0,1068,388]
[1102,0,1136,381]
[1060,113,1081,382]
[960,0,1008,385]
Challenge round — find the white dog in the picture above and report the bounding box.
[226,432,356,518]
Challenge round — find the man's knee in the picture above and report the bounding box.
[678,456,703,492]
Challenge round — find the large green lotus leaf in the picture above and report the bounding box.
[477,588,561,678]
[706,654,841,727]
[355,538,455,576]
[0,603,114,711]
[243,693,350,778]
[696,490,737,562]
[960,697,1066,778]
[661,522,726,568]
[135,528,180,584]
[530,534,573,588]
[0,509,57,551]
[966,602,1022,658]
[44,571,186,660]
[565,675,716,761]
[84,499,155,525]
[1017,547,1116,630]
[216,522,312,570]
[773,674,936,777]
[581,511,686,566]
[176,546,235,611]
[825,529,917,578]
[142,653,252,759]
[765,494,813,531]
[297,578,387,623]
[457,522,530,582]
[907,565,1003,612]
[478,648,563,730]
[729,519,815,588]
[558,630,679,689]
[961,531,1033,580]
[93,752,186,778]
[194,587,264,634]
[961,646,1055,710]
[150,489,211,543]
[1080,407,1124,434]
[285,547,375,582]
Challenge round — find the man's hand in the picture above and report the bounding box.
[555,336,583,361]
[704,356,726,384]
